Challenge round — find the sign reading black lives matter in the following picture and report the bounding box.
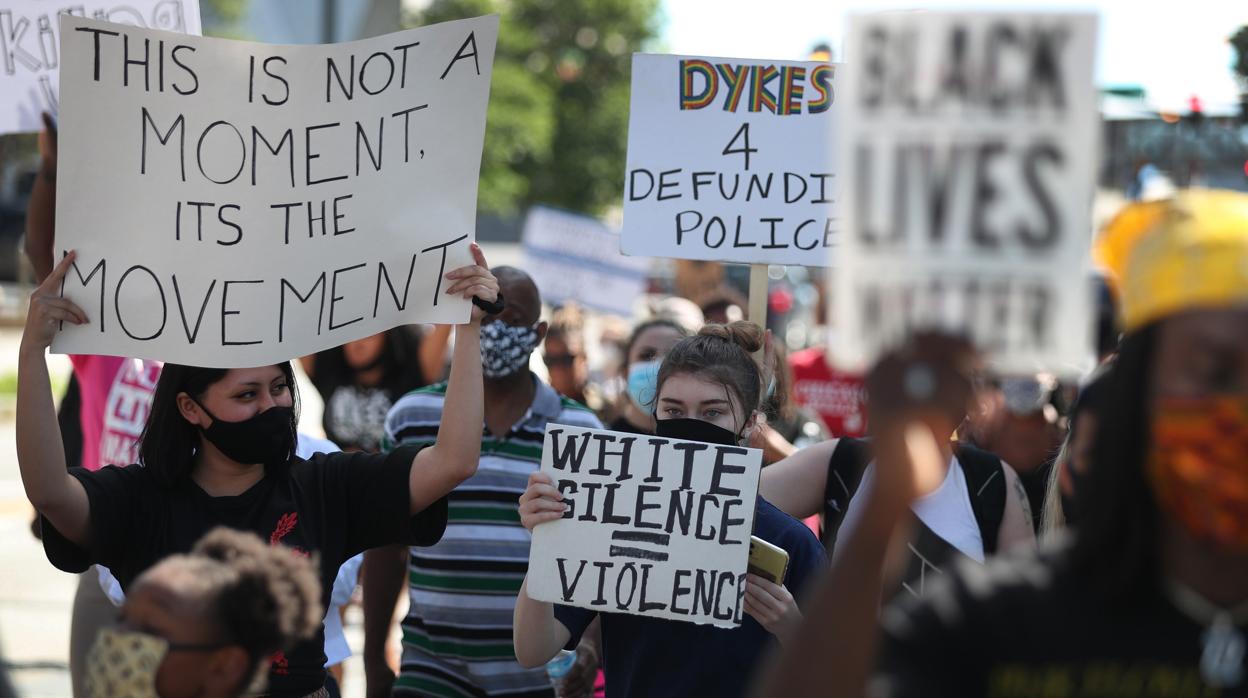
[832,13,1097,375]
[528,424,763,628]
[622,53,839,267]
[51,15,497,367]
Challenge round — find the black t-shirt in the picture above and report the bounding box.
[41,446,448,697]
[877,542,1248,697]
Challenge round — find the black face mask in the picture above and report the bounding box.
[195,402,295,465]
[654,418,742,447]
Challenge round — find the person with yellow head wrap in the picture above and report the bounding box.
[757,189,1248,698]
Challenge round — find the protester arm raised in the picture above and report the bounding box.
[24,115,57,283]
[16,253,91,546]
[406,243,497,514]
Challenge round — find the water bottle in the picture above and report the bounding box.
[545,649,577,697]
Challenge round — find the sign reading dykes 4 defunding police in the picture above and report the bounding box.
[527,424,764,628]
[622,53,839,267]
[832,12,1099,375]
[51,14,497,367]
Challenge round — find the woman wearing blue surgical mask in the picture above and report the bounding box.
[513,322,826,698]
[612,319,689,436]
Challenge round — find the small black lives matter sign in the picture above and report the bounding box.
[527,424,763,628]
[832,12,1098,375]
[51,14,497,367]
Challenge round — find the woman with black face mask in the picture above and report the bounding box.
[17,245,500,698]
[511,322,826,698]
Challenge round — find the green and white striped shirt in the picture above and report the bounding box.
[383,376,602,697]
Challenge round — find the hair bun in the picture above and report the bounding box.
[698,321,763,354]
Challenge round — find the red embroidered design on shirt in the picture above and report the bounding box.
[270,512,298,546]
[270,650,289,675]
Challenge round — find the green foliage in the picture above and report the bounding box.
[1233,26,1248,89]
[410,0,661,216]
[201,0,249,38]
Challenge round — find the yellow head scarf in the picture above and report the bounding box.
[1095,189,1248,332]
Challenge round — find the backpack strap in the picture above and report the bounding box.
[821,437,871,556]
[954,443,1007,556]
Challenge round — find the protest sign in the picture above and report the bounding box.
[831,12,1098,375]
[528,424,763,628]
[520,206,649,318]
[0,0,200,134]
[51,14,497,367]
[621,53,838,267]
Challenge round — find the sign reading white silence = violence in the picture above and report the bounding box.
[831,12,1098,376]
[622,53,839,267]
[520,206,650,319]
[528,424,763,629]
[0,0,201,135]
[51,14,497,367]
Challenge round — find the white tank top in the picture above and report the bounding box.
[836,456,986,564]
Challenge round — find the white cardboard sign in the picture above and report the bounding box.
[621,53,838,267]
[832,12,1098,375]
[520,206,649,318]
[0,0,201,135]
[51,14,497,367]
[528,424,763,628]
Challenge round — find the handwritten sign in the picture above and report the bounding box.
[528,424,763,628]
[51,14,497,367]
[831,12,1098,374]
[520,206,649,318]
[0,0,200,134]
[621,53,838,267]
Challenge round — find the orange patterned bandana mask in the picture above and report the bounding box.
[1149,396,1248,552]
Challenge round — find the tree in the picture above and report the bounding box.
[411,0,661,217]
[1233,26,1248,89]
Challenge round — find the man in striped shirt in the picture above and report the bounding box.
[364,268,603,698]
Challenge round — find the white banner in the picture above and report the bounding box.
[621,53,838,267]
[520,206,649,318]
[0,0,200,135]
[528,424,762,628]
[51,14,497,367]
[832,12,1098,375]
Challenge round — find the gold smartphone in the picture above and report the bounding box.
[747,536,790,585]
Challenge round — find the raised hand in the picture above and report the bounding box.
[22,252,87,353]
[443,242,499,324]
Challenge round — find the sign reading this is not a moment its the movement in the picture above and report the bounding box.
[832,12,1099,376]
[528,424,763,628]
[622,53,839,267]
[51,14,498,367]
[0,0,202,135]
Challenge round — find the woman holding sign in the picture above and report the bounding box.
[512,322,825,697]
[16,245,500,698]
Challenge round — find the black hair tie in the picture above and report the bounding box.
[472,292,505,315]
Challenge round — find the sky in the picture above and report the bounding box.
[661,0,1248,113]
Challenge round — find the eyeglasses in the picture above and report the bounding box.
[543,353,577,368]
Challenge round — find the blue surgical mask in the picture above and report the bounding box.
[627,360,661,412]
